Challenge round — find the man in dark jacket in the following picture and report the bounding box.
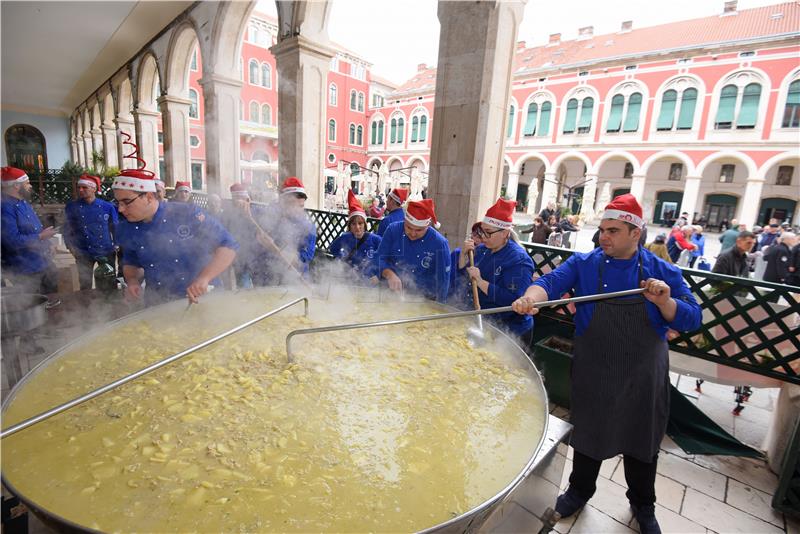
[763,233,796,284]
[788,241,800,287]
[713,231,755,278]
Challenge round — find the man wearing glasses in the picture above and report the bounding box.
[112,168,238,305]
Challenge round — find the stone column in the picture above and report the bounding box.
[526,176,539,215]
[101,125,119,169]
[157,95,193,188]
[114,117,137,169]
[630,174,646,202]
[678,175,702,224]
[580,173,598,221]
[540,172,559,209]
[270,37,335,209]
[71,138,80,165]
[739,177,764,229]
[426,0,525,243]
[132,109,161,178]
[74,137,85,166]
[198,74,243,196]
[82,134,93,167]
[506,171,520,201]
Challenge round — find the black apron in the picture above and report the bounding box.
[570,253,670,462]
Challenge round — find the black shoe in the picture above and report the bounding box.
[632,504,661,534]
[555,488,587,519]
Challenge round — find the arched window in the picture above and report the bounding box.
[249,59,259,85]
[563,99,578,133]
[606,94,625,132]
[715,82,762,130]
[419,116,427,142]
[249,101,259,122]
[329,83,337,106]
[506,105,515,138]
[656,90,678,131]
[371,122,378,144]
[357,92,365,112]
[349,124,356,145]
[390,118,397,143]
[188,89,199,119]
[261,104,271,125]
[4,124,47,172]
[676,88,697,130]
[737,83,761,129]
[350,90,357,110]
[538,102,552,136]
[623,93,642,132]
[261,63,271,88]
[411,116,419,142]
[715,85,738,129]
[356,125,363,145]
[523,102,538,136]
[783,80,800,128]
[397,118,405,143]
[377,120,384,144]
[328,119,336,142]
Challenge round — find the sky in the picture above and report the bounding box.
[257,0,788,86]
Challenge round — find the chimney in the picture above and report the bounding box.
[578,26,594,39]
[417,63,427,72]
[620,20,633,32]
[548,33,561,46]
[516,40,526,50]
[723,0,737,14]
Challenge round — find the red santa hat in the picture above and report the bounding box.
[175,181,192,193]
[112,168,157,193]
[347,189,366,222]
[77,173,101,190]
[483,198,516,229]
[388,188,409,205]
[230,183,250,199]
[1,166,29,185]
[281,176,307,198]
[602,193,644,228]
[405,199,440,229]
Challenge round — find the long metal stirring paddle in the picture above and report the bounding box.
[1,296,310,439]
[285,288,646,362]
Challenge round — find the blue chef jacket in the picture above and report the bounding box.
[64,197,118,257]
[254,205,316,282]
[376,208,405,237]
[1,194,51,274]
[329,231,382,279]
[376,221,450,302]
[457,240,535,336]
[115,202,238,301]
[533,247,702,338]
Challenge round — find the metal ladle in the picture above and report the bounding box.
[285,288,647,362]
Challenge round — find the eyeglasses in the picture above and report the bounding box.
[476,227,505,239]
[114,193,145,207]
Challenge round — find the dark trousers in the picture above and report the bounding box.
[569,450,658,509]
[3,265,59,295]
[73,252,116,291]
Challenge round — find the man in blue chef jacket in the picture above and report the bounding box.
[376,198,450,302]
[375,188,409,237]
[513,194,701,534]
[112,167,238,306]
[63,173,119,290]
[1,166,58,294]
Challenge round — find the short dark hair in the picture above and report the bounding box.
[623,222,639,233]
[737,231,755,240]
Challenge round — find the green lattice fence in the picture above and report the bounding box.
[306,208,380,252]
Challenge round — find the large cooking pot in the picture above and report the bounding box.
[2,288,548,533]
[1,292,48,334]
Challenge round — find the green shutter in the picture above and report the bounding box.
[783,80,800,128]
[563,99,578,133]
[378,121,384,144]
[390,119,397,143]
[623,93,642,132]
[349,124,355,144]
[538,102,552,136]
[736,83,761,128]
[578,97,594,131]
[715,85,738,129]
[523,103,538,136]
[411,116,419,142]
[606,94,624,132]
[397,119,404,142]
[420,116,427,142]
[371,122,377,144]
[656,90,677,130]
[507,105,515,138]
[676,88,697,130]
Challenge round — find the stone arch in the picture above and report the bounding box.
[91,103,102,130]
[550,150,592,173]
[707,67,771,131]
[406,156,428,172]
[117,78,134,120]
[385,156,404,170]
[771,67,800,131]
[102,93,115,126]
[696,151,757,178]
[759,151,800,175]
[513,151,549,173]
[641,150,696,176]
[207,1,258,80]
[591,150,640,175]
[136,52,161,111]
[165,21,201,97]
[366,157,384,169]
